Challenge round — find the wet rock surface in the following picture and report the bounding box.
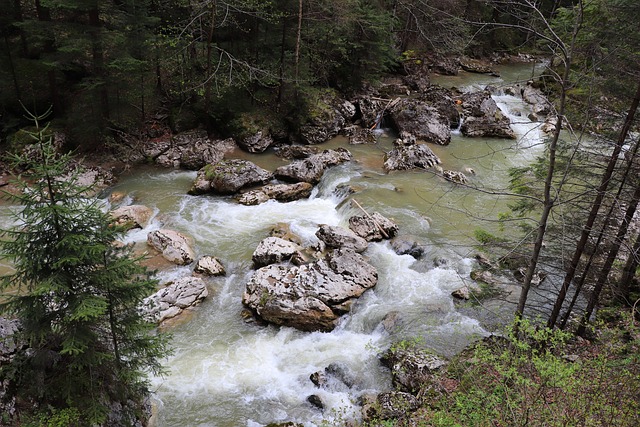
[274,148,352,184]
[189,159,273,195]
[242,248,377,331]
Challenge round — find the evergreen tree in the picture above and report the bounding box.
[0,110,169,425]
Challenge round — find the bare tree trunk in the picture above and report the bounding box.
[576,179,640,335]
[619,231,640,299]
[3,34,21,101]
[294,0,302,95]
[276,16,288,110]
[204,0,217,114]
[548,79,640,328]
[89,4,109,120]
[560,134,640,328]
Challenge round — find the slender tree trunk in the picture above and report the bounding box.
[12,0,28,56]
[204,0,217,114]
[3,34,21,101]
[89,4,109,120]
[619,231,640,298]
[276,16,288,109]
[548,79,640,328]
[560,134,640,328]
[576,180,640,335]
[294,0,302,95]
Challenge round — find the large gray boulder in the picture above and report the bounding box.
[299,92,356,144]
[194,256,226,276]
[242,248,378,331]
[522,85,552,115]
[380,346,447,394]
[383,132,441,172]
[315,224,368,253]
[237,182,314,206]
[147,229,195,265]
[237,131,274,153]
[110,204,154,230]
[388,98,452,145]
[458,91,515,139]
[189,159,273,195]
[274,148,352,184]
[252,236,302,268]
[152,130,235,170]
[142,277,208,324]
[348,212,399,242]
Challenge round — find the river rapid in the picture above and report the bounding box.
[23,63,547,426]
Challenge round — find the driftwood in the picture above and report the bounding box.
[370,97,401,130]
[351,199,390,239]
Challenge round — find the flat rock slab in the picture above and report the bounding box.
[142,276,208,324]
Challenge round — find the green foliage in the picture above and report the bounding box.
[421,319,640,427]
[0,112,169,425]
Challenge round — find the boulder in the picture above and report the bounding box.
[194,256,226,276]
[153,130,235,170]
[252,236,302,268]
[315,224,368,253]
[401,58,431,93]
[348,212,399,241]
[242,248,378,331]
[459,56,499,75]
[0,318,20,363]
[180,137,235,170]
[442,170,468,184]
[274,148,352,184]
[189,159,273,195]
[383,132,441,172]
[388,98,452,145]
[522,85,551,115]
[272,145,319,159]
[391,236,426,259]
[142,277,208,324]
[361,391,421,422]
[147,229,195,265]
[348,127,377,145]
[451,283,482,300]
[110,204,154,230]
[299,92,355,144]
[237,131,274,153]
[310,362,356,390]
[237,182,314,206]
[429,56,459,75]
[458,91,515,139]
[380,346,447,394]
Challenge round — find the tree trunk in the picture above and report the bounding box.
[619,231,640,299]
[3,34,21,101]
[204,0,217,115]
[576,179,640,335]
[560,134,640,328]
[89,4,109,120]
[548,78,640,328]
[294,0,302,93]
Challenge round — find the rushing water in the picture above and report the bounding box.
[99,63,549,426]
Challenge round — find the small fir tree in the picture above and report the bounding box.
[0,110,169,425]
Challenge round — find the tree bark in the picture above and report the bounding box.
[548,79,640,328]
[576,179,640,335]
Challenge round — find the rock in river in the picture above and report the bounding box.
[242,248,378,331]
[189,159,272,195]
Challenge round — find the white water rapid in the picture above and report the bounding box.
[95,63,550,427]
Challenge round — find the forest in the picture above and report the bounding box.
[1,0,639,426]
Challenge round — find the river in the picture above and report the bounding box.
[102,62,546,426]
